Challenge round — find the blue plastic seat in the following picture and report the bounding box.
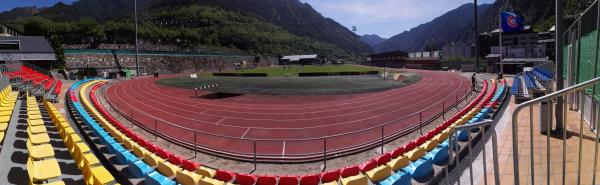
[145,171,177,185]
[128,160,154,178]
[116,150,138,165]
[378,170,411,185]
[403,158,433,180]
[424,146,449,165]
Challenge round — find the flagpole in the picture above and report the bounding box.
[499,10,504,75]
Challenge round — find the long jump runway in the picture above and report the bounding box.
[104,70,471,161]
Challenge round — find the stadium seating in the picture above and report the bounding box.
[0,85,17,144]
[42,99,118,185]
[70,80,181,184]
[65,77,508,185]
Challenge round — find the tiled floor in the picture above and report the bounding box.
[478,77,600,185]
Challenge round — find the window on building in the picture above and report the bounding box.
[0,40,20,50]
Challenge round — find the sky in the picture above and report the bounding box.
[1,0,495,38]
[0,0,77,12]
[300,0,495,38]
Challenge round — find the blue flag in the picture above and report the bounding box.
[501,11,524,33]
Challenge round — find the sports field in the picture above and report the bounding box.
[213,64,379,77]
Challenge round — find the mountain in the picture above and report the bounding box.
[479,0,594,33]
[375,3,491,53]
[360,34,387,48]
[0,0,372,56]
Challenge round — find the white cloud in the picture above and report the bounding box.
[300,0,495,37]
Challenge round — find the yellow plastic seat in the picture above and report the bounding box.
[28,131,50,145]
[0,110,12,117]
[176,170,203,185]
[422,139,439,151]
[66,134,82,150]
[28,114,43,120]
[88,166,116,185]
[0,132,4,143]
[27,157,62,182]
[195,166,216,178]
[79,153,100,170]
[0,106,13,112]
[0,123,7,131]
[28,125,47,135]
[60,127,76,140]
[341,174,368,185]
[132,144,148,158]
[157,160,182,177]
[387,155,409,171]
[366,165,391,182]
[0,115,10,123]
[406,147,425,161]
[321,181,338,185]
[42,180,66,185]
[28,119,45,126]
[199,177,225,185]
[27,140,55,160]
[144,153,164,167]
[73,142,91,163]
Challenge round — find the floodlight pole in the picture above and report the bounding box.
[134,0,140,77]
[474,0,479,73]
[555,0,565,131]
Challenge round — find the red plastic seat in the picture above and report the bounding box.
[404,141,417,152]
[156,149,170,159]
[236,173,257,185]
[391,147,405,158]
[215,170,235,182]
[168,155,183,166]
[320,170,340,183]
[359,159,377,172]
[341,166,360,178]
[299,174,320,185]
[181,160,200,171]
[257,175,277,185]
[278,176,299,185]
[377,153,392,166]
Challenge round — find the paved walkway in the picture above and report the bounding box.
[463,77,600,185]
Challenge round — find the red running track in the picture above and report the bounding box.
[104,69,470,161]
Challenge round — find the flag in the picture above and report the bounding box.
[500,11,524,33]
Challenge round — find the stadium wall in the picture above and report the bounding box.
[66,53,278,74]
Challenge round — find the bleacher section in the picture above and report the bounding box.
[42,99,118,185]
[4,65,61,102]
[67,77,508,185]
[512,67,554,102]
[0,86,17,145]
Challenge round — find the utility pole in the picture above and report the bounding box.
[134,0,140,77]
[555,0,564,131]
[474,0,479,73]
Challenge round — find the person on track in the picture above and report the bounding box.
[471,73,477,92]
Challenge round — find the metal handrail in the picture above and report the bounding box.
[511,76,600,185]
[444,120,501,185]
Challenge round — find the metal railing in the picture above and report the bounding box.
[511,76,600,185]
[98,77,482,163]
[442,120,501,185]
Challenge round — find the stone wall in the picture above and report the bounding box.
[66,54,278,74]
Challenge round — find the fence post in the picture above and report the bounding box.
[154,119,158,141]
[380,126,384,154]
[419,112,423,135]
[322,138,327,171]
[253,140,257,171]
[456,94,459,110]
[194,131,197,158]
[442,101,445,120]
